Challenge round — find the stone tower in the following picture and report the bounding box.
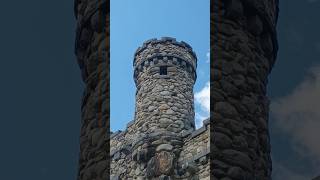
[133,37,197,138]
[73,0,280,179]
[74,0,210,178]
[74,0,109,179]
[132,37,197,178]
[212,0,279,179]
[110,38,210,179]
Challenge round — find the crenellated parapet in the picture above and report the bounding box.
[134,37,197,67]
[133,54,197,84]
[133,37,198,86]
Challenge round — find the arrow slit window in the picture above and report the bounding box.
[160,66,167,75]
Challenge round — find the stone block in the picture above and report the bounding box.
[225,0,243,18]
[247,15,264,36]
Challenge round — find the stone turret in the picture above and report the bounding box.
[74,0,109,179]
[133,37,197,135]
[131,37,198,179]
[109,38,210,179]
[212,0,279,179]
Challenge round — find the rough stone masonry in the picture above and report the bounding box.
[74,0,279,179]
[74,0,109,179]
[74,0,210,179]
[211,0,278,179]
[110,37,210,180]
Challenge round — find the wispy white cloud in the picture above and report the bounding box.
[270,65,320,165]
[195,112,207,128]
[195,82,210,112]
[194,82,210,128]
[206,51,210,63]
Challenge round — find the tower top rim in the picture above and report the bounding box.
[133,37,197,67]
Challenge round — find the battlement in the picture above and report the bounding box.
[133,54,197,84]
[134,37,197,66]
[133,37,198,86]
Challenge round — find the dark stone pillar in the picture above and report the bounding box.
[212,0,279,179]
[74,0,109,179]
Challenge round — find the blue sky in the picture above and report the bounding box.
[110,0,210,132]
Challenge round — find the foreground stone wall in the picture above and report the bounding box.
[74,0,109,179]
[212,0,278,179]
[110,119,210,179]
[177,119,210,179]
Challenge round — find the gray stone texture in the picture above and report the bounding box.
[212,0,278,179]
[110,38,210,180]
[74,0,279,179]
[75,0,109,180]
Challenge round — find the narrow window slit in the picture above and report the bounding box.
[160,66,167,75]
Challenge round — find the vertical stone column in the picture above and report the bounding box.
[212,0,278,179]
[131,37,197,179]
[74,0,109,179]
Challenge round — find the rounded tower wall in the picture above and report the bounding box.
[212,0,279,179]
[133,37,197,136]
[129,37,200,179]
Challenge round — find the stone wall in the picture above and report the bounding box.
[110,119,210,180]
[74,0,109,179]
[177,119,210,180]
[133,37,197,136]
[109,38,210,179]
[74,0,279,179]
[211,0,278,179]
